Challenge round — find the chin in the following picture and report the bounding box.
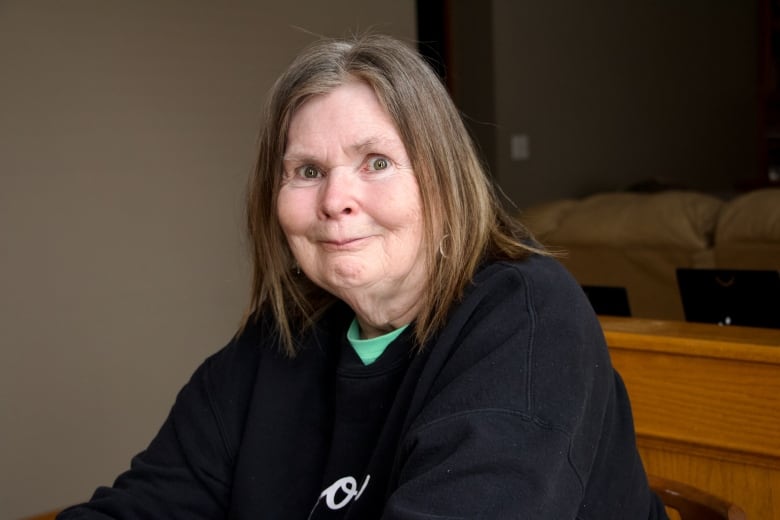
[316,264,372,291]
[331,261,368,280]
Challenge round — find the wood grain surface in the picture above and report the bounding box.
[602,317,780,520]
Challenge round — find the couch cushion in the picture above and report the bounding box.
[715,188,780,245]
[546,191,723,249]
[519,199,578,239]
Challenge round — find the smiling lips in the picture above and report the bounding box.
[319,236,371,251]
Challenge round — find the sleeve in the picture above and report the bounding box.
[57,338,254,520]
[381,260,619,519]
[384,411,583,519]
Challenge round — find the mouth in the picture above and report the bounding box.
[319,236,370,251]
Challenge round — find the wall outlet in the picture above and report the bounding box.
[510,134,530,161]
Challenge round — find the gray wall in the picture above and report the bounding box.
[0,2,415,518]
[452,1,759,208]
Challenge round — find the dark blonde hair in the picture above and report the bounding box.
[244,34,538,356]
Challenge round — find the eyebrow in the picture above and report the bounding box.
[349,136,390,153]
[282,135,402,163]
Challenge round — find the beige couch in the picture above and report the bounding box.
[520,188,780,320]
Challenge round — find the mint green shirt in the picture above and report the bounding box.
[347,317,409,365]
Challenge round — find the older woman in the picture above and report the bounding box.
[59,35,667,519]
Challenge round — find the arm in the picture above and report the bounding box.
[386,410,583,519]
[58,335,257,520]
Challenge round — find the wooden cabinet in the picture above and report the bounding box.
[601,317,780,520]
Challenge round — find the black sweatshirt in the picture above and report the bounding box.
[58,256,668,519]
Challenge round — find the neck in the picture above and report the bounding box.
[347,297,419,339]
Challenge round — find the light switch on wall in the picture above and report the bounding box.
[510,134,530,161]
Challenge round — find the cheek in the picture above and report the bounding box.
[276,190,307,236]
[383,187,423,235]
[276,205,311,264]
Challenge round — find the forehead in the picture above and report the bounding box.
[285,80,406,156]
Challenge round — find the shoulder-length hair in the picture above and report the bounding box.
[244,34,539,356]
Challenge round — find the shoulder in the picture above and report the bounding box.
[416,255,609,425]
[472,254,587,307]
[471,254,610,372]
[175,315,278,432]
[455,255,600,343]
[191,307,345,413]
[197,316,269,390]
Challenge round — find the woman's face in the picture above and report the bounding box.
[277,80,426,328]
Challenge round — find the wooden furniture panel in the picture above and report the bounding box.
[601,317,780,520]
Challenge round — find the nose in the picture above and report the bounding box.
[318,168,356,219]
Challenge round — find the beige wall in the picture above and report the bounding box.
[452,1,759,208]
[0,2,415,518]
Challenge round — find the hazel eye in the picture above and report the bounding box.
[298,165,321,179]
[367,157,389,171]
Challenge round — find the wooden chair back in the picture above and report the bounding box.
[649,475,746,520]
